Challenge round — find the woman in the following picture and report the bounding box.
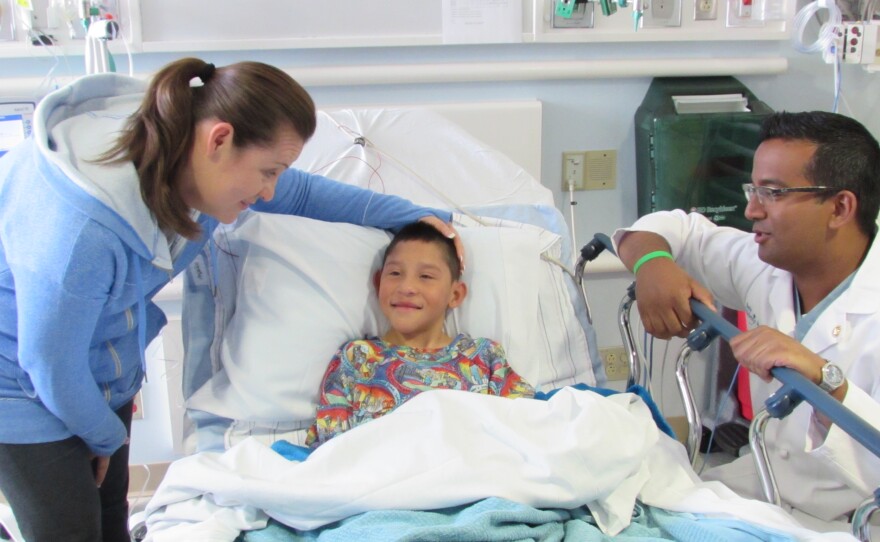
[0,58,458,541]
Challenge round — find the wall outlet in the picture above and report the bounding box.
[843,23,864,64]
[642,0,681,27]
[552,0,594,28]
[563,150,616,191]
[823,25,846,64]
[600,346,631,382]
[132,391,144,420]
[562,151,585,190]
[694,0,717,20]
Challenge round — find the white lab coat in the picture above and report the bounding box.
[613,210,880,523]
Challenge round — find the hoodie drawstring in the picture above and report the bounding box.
[209,238,220,293]
[133,262,148,383]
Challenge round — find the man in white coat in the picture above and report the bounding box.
[613,110,880,528]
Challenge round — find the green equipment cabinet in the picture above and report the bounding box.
[635,76,774,232]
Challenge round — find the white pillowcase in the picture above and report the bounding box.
[187,212,594,425]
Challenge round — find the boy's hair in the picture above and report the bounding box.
[382,221,462,280]
[759,111,880,238]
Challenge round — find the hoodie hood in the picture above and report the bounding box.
[33,73,175,270]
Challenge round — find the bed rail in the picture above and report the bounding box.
[576,234,703,465]
[688,300,880,541]
[579,233,880,538]
[688,301,880,458]
[576,235,644,390]
[574,234,612,327]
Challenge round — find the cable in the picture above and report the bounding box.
[567,181,577,251]
[863,0,879,20]
[127,464,152,517]
[698,363,741,475]
[832,49,841,113]
[792,0,842,54]
[116,17,134,77]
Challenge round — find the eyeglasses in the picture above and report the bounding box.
[742,184,836,206]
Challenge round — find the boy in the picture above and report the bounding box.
[305,221,534,447]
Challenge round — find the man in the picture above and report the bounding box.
[613,111,880,525]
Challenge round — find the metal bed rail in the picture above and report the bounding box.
[575,234,703,466]
[577,233,880,539]
[689,300,880,541]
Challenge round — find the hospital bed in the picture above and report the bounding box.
[137,103,861,541]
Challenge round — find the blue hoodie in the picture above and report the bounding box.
[0,73,450,456]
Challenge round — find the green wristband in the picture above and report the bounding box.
[632,250,673,275]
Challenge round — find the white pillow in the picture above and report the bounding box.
[187,212,594,425]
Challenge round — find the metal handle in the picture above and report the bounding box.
[689,299,880,459]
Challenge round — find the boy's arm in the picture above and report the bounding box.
[485,340,535,398]
[305,350,356,447]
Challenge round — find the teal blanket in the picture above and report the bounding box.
[241,497,796,542]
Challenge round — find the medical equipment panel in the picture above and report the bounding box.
[634,76,773,232]
[0,100,34,158]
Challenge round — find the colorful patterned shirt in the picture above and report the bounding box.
[305,333,534,447]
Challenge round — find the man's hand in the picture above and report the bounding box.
[729,326,825,384]
[633,258,715,339]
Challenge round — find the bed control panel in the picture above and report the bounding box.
[0,100,35,158]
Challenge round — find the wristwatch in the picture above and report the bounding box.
[818,361,845,393]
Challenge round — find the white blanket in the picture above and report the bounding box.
[144,388,857,542]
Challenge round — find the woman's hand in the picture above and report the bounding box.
[418,216,465,271]
[89,436,127,487]
[91,455,111,487]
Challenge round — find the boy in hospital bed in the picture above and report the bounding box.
[305,221,534,447]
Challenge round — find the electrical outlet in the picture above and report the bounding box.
[642,0,681,27]
[132,391,144,420]
[552,0,594,28]
[563,150,616,191]
[843,23,865,64]
[694,0,716,20]
[823,25,846,64]
[600,346,630,382]
[562,151,585,191]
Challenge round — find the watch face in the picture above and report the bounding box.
[822,363,845,389]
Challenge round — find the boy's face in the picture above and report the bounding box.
[376,240,466,342]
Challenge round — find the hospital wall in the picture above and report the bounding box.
[1,37,878,465]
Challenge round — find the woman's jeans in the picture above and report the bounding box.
[0,400,133,542]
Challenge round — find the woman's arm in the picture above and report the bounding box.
[256,169,451,230]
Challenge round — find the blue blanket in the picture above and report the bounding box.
[241,498,796,542]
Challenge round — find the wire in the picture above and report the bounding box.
[127,464,152,518]
[792,0,842,54]
[864,0,879,20]
[839,87,855,116]
[567,181,577,251]
[832,49,841,113]
[698,363,741,475]
[117,20,134,76]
